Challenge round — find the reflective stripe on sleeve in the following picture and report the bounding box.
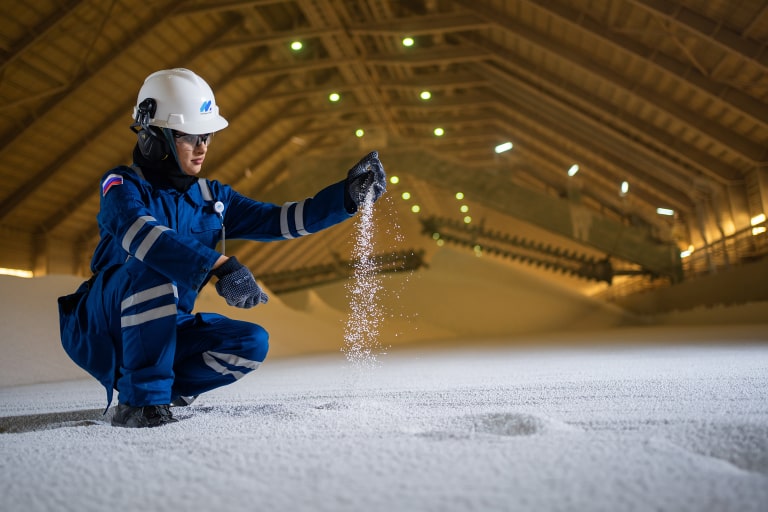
[134,225,171,261]
[280,200,310,238]
[294,199,310,236]
[280,202,296,239]
[121,215,171,261]
[122,216,154,252]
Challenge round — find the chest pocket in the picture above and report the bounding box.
[190,216,223,250]
[193,178,226,252]
[191,217,222,233]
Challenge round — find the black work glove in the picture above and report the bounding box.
[345,151,387,212]
[212,256,269,308]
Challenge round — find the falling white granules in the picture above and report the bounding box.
[343,190,384,368]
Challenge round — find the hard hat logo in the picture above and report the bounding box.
[200,100,213,114]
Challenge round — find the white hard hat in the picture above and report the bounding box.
[133,68,228,134]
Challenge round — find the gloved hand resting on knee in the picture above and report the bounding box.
[212,256,269,308]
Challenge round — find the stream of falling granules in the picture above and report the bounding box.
[343,190,384,368]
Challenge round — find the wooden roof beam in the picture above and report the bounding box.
[626,0,768,73]
[463,31,746,184]
[455,0,766,164]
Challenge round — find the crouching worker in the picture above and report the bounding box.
[57,68,386,428]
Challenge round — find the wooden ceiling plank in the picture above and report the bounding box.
[489,92,695,211]
[742,3,768,40]
[483,53,745,186]
[529,0,768,129]
[346,11,490,36]
[470,37,744,186]
[0,0,86,72]
[174,0,290,16]
[627,0,768,72]
[0,1,185,157]
[211,27,343,51]
[301,0,404,140]
[454,0,766,164]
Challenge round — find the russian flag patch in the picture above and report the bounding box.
[102,174,123,197]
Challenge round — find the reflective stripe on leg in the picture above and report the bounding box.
[202,350,261,380]
[120,283,178,329]
[121,305,178,328]
[121,284,178,311]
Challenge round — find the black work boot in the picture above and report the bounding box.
[111,403,178,428]
[170,395,198,407]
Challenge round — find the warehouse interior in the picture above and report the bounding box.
[1,0,767,340]
[2,3,768,511]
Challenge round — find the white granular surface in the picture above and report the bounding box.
[1,342,767,512]
[343,191,384,367]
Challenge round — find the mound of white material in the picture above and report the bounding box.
[0,274,90,386]
[2,246,765,388]
[309,247,636,339]
[0,249,633,386]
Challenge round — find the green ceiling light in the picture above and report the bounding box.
[290,40,303,51]
[455,192,464,200]
[411,204,421,213]
[389,176,400,184]
[402,37,415,47]
[433,127,444,136]
[401,191,411,200]
[420,90,432,100]
[460,204,469,213]
[463,215,472,224]
[329,92,341,102]
[432,232,441,240]
[355,129,365,137]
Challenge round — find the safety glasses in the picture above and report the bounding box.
[173,131,213,147]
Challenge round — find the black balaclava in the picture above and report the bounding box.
[132,128,197,192]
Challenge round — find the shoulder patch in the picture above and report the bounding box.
[101,173,124,197]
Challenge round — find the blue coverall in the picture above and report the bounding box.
[58,166,353,407]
